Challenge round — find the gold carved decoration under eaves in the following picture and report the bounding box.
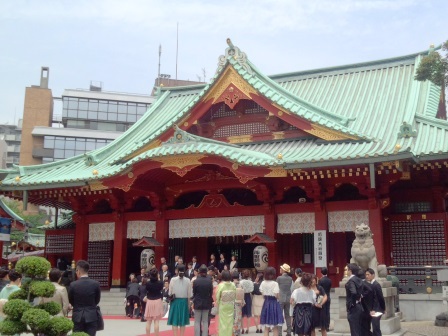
[308,123,358,141]
[227,135,253,144]
[202,66,257,106]
[265,167,287,178]
[157,154,205,169]
[88,180,108,191]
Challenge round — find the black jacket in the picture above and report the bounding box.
[159,270,172,282]
[192,275,213,310]
[318,276,332,296]
[69,277,101,323]
[345,276,362,311]
[371,280,386,313]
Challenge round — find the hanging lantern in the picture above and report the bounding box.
[141,249,155,270]
[253,245,268,271]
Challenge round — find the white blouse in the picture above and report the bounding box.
[260,280,279,296]
[291,286,315,304]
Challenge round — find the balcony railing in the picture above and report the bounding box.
[388,265,448,294]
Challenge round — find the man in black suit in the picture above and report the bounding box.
[318,267,332,332]
[345,263,364,336]
[192,264,213,336]
[69,260,101,336]
[358,269,374,336]
[159,264,171,282]
[159,257,167,272]
[366,268,386,336]
[136,268,146,283]
[186,262,195,279]
[192,256,200,271]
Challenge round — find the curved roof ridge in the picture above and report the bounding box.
[415,113,448,129]
[245,58,353,126]
[270,46,437,80]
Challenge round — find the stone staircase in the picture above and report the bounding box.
[98,289,127,316]
[329,290,339,328]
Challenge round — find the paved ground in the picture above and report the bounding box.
[97,318,448,336]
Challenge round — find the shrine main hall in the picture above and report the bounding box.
[0,40,447,288]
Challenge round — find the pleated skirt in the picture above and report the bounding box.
[167,298,190,326]
[260,296,284,327]
[144,298,163,320]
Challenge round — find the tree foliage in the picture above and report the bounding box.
[2,199,46,228]
[415,41,448,87]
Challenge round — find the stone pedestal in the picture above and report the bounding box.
[328,284,403,336]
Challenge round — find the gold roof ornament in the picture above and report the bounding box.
[15,176,20,182]
[92,169,99,175]
[277,153,283,160]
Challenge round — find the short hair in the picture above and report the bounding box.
[76,260,90,273]
[356,268,366,279]
[264,266,276,281]
[132,277,138,283]
[221,270,231,281]
[301,273,312,288]
[192,256,197,260]
[242,269,251,280]
[198,265,208,274]
[295,268,303,275]
[188,262,193,266]
[0,268,8,279]
[8,269,21,282]
[321,267,328,276]
[347,263,359,275]
[149,268,158,280]
[177,264,185,274]
[142,278,148,285]
[49,268,62,282]
[366,268,375,275]
[231,271,239,280]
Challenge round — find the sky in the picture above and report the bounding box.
[0,0,447,125]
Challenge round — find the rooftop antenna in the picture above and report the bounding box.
[202,68,206,83]
[158,44,162,87]
[175,22,179,80]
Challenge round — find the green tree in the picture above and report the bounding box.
[415,41,448,119]
[2,199,46,228]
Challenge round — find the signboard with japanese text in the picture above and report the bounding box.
[314,230,327,268]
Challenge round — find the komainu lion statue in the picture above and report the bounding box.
[350,223,378,275]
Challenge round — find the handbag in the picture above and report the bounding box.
[167,294,176,303]
[210,305,218,316]
[143,296,148,303]
[96,306,104,331]
[316,295,324,305]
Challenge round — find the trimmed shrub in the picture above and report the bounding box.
[70,333,90,336]
[0,318,27,335]
[45,316,74,336]
[30,280,55,298]
[21,308,51,333]
[7,289,27,300]
[2,299,31,320]
[36,301,62,316]
[16,256,51,279]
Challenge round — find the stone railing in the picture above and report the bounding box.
[388,265,448,294]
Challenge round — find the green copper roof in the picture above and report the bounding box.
[0,196,26,225]
[0,41,445,190]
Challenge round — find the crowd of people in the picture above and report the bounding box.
[127,254,338,336]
